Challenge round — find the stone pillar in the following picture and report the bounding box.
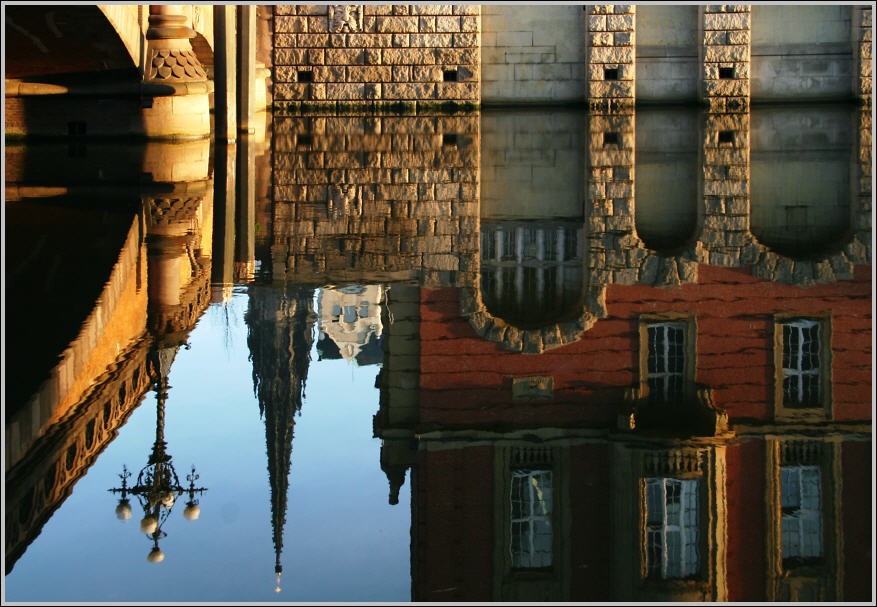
[855,6,872,106]
[700,5,751,112]
[852,108,872,264]
[586,110,637,293]
[213,6,237,143]
[142,5,211,139]
[235,135,256,282]
[211,142,237,303]
[586,5,636,110]
[237,5,257,134]
[702,113,753,269]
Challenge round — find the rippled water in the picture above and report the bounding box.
[4,105,872,602]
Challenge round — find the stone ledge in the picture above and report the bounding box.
[5,79,214,98]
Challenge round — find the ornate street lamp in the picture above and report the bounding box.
[109,345,206,563]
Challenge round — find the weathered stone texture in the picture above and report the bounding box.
[702,5,751,112]
[273,4,480,107]
[857,7,873,105]
[271,115,480,284]
[587,5,636,110]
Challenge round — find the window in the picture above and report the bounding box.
[647,322,686,403]
[645,478,699,579]
[781,320,821,407]
[510,469,553,568]
[780,465,822,563]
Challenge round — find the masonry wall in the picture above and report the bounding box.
[269,114,480,286]
[272,5,480,110]
[635,5,699,103]
[266,5,871,108]
[481,6,586,104]
[480,110,585,218]
[751,6,854,102]
[634,108,699,250]
[749,105,853,254]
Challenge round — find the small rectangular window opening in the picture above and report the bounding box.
[604,67,619,81]
[603,132,619,146]
[68,122,87,137]
[442,133,459,147]
[297,70,314,83]
[718,67,734,79]
[296,134,313,147]
[718,130,735,144]
[443,69,459,82]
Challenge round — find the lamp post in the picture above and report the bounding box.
[109,345,206,563]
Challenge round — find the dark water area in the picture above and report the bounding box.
[3,105,873,603]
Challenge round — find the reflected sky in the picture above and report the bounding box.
[4,292,411,603]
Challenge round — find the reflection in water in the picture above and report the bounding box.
[107,343,207,564]
[3,105,872,602]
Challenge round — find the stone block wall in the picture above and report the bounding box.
[855,6,872,106]
[635,5,699,103]
[481,5,586,103]
[701,112,753,267]
[586,5,636,110]
[262,5,871,108]
[702,5,751,112]
[272,5,480,110]
[270,114,480,286]
[751,5,854,102]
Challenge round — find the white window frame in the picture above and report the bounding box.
[645,477,699,579]
[646,322,686,402]
[781,319,821,406]
[510,469,553,569]
[780,465,823,561]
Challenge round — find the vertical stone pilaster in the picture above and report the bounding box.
[855,6,872,106]
[586,5,636,110]
[586,110,636,292]
[701,112,752,268]
[213,6,237,143]
[701,5,750,112]
[852,108,872,264]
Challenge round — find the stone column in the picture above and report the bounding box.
[235,135,256,282]
[702,113,753,269]
[855,6,873,106]
[211,142,237,303]
[700,5,751,112]
[142,5,211,139]
[586,5,636,110]
[237,5,257,134]
[213,6,237,143]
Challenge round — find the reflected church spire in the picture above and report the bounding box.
[246,284,317,591]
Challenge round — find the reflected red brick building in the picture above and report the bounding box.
[375,264,871,602]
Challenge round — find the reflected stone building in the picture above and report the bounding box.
[258,104,871,601]
[317,285,385,365]
[5,140,214,573]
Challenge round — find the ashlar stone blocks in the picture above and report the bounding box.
[702,5,751,111]
[587,5,636,110]
[273,4,480,109]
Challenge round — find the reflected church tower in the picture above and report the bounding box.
[245,284,317,591]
